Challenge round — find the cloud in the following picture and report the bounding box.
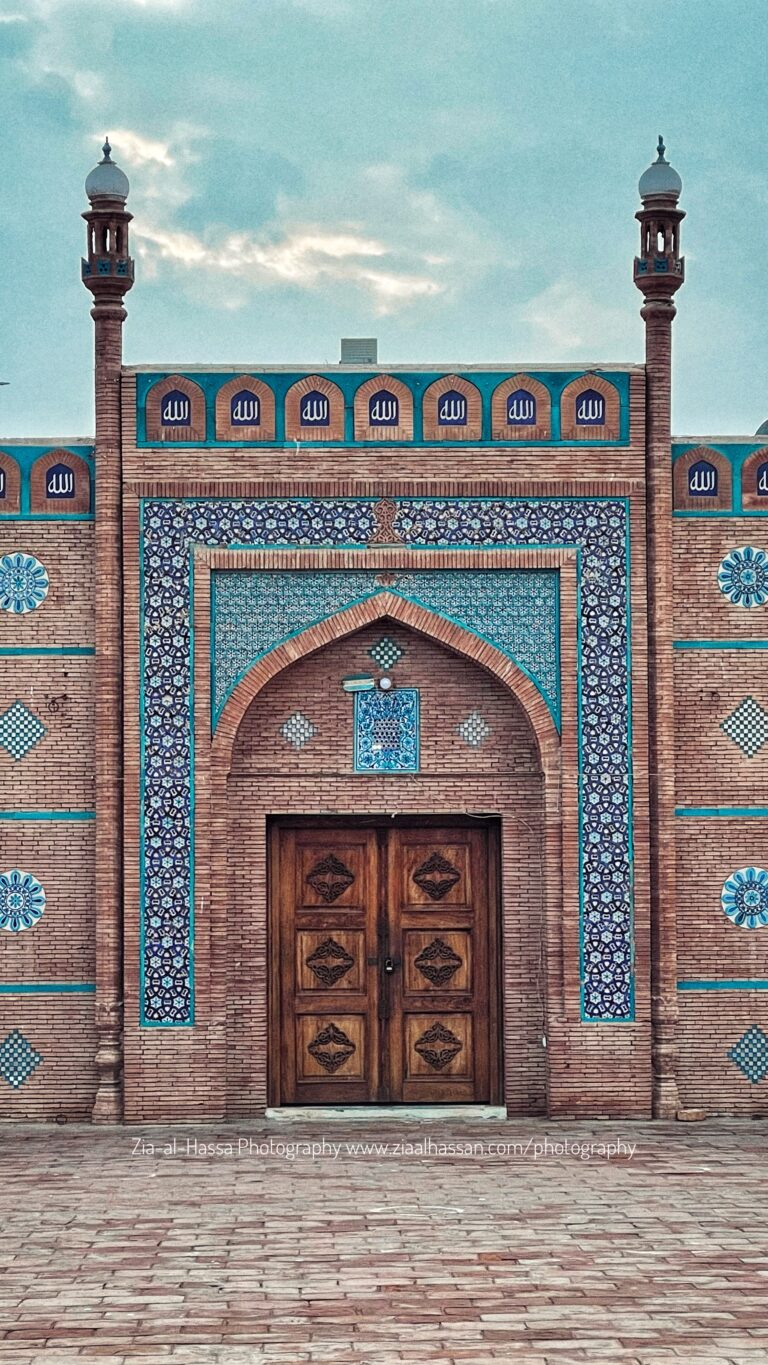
[522,278,636,356]
[105,128,175,167]
[133,221,443,313]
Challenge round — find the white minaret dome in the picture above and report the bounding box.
[85,138,130,203]
[638,136,682,199]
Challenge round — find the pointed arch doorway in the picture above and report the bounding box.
[271,815,501,1105]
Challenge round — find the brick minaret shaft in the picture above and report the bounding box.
[634,139,685,1118]
[82,142,135,1122]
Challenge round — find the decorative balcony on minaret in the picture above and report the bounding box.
[81,139,134,298]
[634,137,685,303]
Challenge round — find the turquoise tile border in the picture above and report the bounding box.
[0,811,95,821]
[0,646,95,656]
[678,980,768,991]
[675,808,768,818]
[0,983,95,994]
[673,641,768,650]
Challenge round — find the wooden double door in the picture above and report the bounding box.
[271,820,500,1105]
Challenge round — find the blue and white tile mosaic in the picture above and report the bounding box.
[0,553,49,614]
[212,569,560,725]
[728,1026,768,1084]
[457,710,491,747]
[721,867,768,929]
[0,869,46,932]
[369,636,404,670]
[354,687,419,772]
[141,496,632,1025]
[280,711,317,749]
[0,1029,43,1088]
[721,696,768,758]
[0,700,47,761]
[718,547,768,609]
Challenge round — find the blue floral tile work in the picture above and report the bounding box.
[718,547,768,609]
[0,869,46,932]
[354,688,419,772]
[0,553,49,614]
[721,867,768,929]
[140,496,632,1025]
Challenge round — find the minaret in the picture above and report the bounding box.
[634,137,684,1118]
[82,140,134,1122]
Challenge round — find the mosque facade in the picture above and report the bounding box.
[2,141,768,1122]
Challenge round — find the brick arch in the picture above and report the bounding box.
[422,375,483,441]
[214,376,276,442]
[213,591,559,781]
[29,449,91,514]
[353,376,414,442]
[560,374,620,441]
[491,375,552,441]
[145,374,206,443]
[0,451,22,514]
[285,375,345,442]
[673,445,732,512]
[741,447,768,512]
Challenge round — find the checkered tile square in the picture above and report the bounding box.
[0,700,47,761]
[728,1026,768,1084]
[721,696,768,758]
[0,1029,43,1089]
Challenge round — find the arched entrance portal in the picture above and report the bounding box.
[210,603,560,1115]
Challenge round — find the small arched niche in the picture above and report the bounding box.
[673,446,732,511]
[145,375,207,443]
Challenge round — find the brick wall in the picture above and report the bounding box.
[673,516,768,1113]
[0,523,96,1119]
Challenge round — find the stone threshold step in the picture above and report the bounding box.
[265,1105,508,1122]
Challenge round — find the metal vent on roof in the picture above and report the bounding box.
[340,338,378,364]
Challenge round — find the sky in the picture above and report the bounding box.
[0,0,766,438]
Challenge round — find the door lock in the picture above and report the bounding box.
[383,957,399,974]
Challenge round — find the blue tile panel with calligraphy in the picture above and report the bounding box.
[140,495,633,1028]
[211,569,560,729]
[354,688,419,772]
[134,371,633,447]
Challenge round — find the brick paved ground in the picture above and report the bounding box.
[0,1119,767,1364]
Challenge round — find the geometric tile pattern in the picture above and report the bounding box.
[141,496,631,1024]
[0,1029,43,1088]
[721,696,768,758]
[279,711,317,749]
[457,709,491,747]
[368,635,404,669]
[727,1026,768,1084]
[0,700,47,761]
[212,568,560,725]
[354,687,419,772]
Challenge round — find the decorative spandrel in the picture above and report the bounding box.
[306,855,355,904]
[414,1022,463,1071]
[414,937,462,986]
[305,937,355,986]
[307,1022,356,1073]
[412,853,461,901]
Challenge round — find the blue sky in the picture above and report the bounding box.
[0,0,766,437]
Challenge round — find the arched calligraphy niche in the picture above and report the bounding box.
[423,376,482,441]
[145,375,207,443]
[30,450,91,514]
[491,375,552,441]
[0,452,22,514]
[672,446,732,512]
[741,448,768,513]
[560,375,620,441]
[353,376,414,441]
[214,376,276,442]
[284,376,345,441]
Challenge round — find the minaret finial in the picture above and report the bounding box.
[102,137,112,163]
[656,135,666,162]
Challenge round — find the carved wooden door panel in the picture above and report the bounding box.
[273,822,497,1105]
[275,827,380,1104]
[384,827,494,1103]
